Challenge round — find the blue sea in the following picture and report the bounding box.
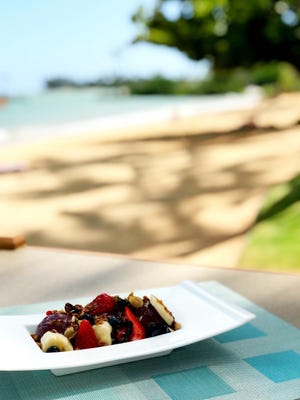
[0,88,262,145]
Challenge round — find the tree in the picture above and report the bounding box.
[132,0,300,70]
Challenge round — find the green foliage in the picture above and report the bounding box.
[46,64,300,96]
[126,76,177,95]
[276,62,300,91]
[257,175,300,223]
[124,64,300,95]
[251,62,285,86]
[133,0,300,70]
[197,69,249,94]
[122,72,248,95]
[250,61,300,95]
[251,62,299,87]
[239,175,300,272]
[47,78,79,89]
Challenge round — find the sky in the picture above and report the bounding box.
[0,0,208,95]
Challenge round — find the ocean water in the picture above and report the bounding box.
[0,87,262,145]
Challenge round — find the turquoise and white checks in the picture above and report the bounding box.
[1,281,300,400]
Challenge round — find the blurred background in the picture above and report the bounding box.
[0,0,299,273]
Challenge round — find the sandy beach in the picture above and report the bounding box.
[1,92,300,269]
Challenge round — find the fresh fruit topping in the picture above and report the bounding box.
[36,313,71,339]
[33,289,179,352]
[75,320,98,350]
[114,325,130,343]
[107,315,122,329]
[112,320,132,344]
[115,297,131,311]
[93,321,112,346]
[84,293,116,316]
[46,346,61,353]
[127,292,143,308]
[79,313,95,325]
[41,331,73,352]
[146,322,170,337]
[133,300,165,328]
[64,326,76,340]
[124,306,145,341]
[150,295,174,326]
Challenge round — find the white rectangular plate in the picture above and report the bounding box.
[0,281,255,375]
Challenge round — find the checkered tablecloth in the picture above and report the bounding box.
[1,281,300,400]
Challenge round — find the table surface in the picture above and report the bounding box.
[2,246,300,400]
[1,245,299,328]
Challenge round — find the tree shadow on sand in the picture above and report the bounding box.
[6,124,299,262]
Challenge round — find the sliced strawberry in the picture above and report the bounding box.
[75,320,98,350]
[124,306,145,341]
[84,293,116,316]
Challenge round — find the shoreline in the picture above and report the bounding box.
[0,89,262,147]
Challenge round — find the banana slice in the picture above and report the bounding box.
[40,331,73,352]
[150,295,174,326]
[127,292,143,308]
[93,321,112,346]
